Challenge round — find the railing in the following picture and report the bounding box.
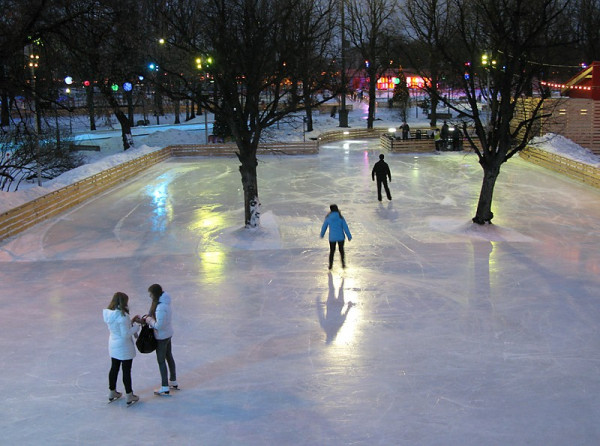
[519,146,600,188]
[0,148,171,241]
[1,137,597,242]
[170,141,318,157]
[318,127,388,143]
[380,134,438,153]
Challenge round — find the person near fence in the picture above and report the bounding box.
[401,122,410,140]
[103,291,141,405]
[441,121,449,150]
[372,154,392,201]
[143,283,178,396]
[320,204,352,270]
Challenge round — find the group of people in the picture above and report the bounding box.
[102,283,177,405]
[319,152,394,269]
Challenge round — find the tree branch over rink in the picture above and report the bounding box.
[147,0,340,228]
[403,0,573,224]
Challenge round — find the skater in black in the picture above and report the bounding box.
[371,154,392,201]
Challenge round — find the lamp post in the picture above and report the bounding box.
[27,45,42,186]
[196,56,212,143]
[338,0,348,127]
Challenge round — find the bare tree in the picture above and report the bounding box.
[408,0,572,224]
[574,0,600,61]
[151,0,340,227]
[402,0,451,127]
[345,0,400,129]
[286,0,339,132]
[50,0,149,149]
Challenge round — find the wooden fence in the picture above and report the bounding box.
[1,137,598,242]
[0,141,317,242]
[170,141,318,157]
[0,148,171,241]
[519,146,600,188]
[318,127,388,143]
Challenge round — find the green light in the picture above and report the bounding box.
[111,84,119,91]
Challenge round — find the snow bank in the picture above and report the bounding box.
[528,133,600,166]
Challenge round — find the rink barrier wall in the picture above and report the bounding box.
[318,127,388,143]
[0,141,317,242]
[519,146,600,188]
[0,148,171,241]
[2,139,598,242]
[169,141,318,156]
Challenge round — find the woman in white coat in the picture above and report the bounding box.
[144,283,177,396]
[103,292,141,405]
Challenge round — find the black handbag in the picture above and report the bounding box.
[136,324,157,353]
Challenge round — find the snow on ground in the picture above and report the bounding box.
[529,133,600,165]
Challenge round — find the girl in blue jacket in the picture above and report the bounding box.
[320,204,352,269]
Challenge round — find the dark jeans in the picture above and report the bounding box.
[376,178,392,201]
[109,358,133,394]
[156,337,176,387]
[329,240,345,267]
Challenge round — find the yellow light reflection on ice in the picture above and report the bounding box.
[199,250,226,280]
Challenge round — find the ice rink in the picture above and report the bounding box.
[2,138,600,445]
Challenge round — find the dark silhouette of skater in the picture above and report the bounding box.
[317,273,354,344]
[372,154,392,201]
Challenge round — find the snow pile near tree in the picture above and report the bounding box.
[216,211,282,250]
[528,133,600,166]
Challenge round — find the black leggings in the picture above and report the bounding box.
[109,358,133,394]
[329,240,345,267]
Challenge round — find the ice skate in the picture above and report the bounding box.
[154,386,170,396]
[126,392,139,406]
[169,381,179,390]
[108,390,122,403]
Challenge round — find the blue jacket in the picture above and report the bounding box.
[320,212,352,242]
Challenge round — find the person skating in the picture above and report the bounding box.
[143,284,178,396]
[371,154,392,201]
[320,204,352,269]
[103,292,141,406]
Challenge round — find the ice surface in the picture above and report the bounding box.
[2,133,600,445]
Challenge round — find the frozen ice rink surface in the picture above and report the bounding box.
[2,139,600,445]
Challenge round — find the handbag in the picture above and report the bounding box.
[136,324,157,353]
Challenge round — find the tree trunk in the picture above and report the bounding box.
[126,90,134,127]
[473,164,500,224]
[1,90,9,126]
[367,70,377,129]
[102,88,133,150]
[305,106,313,132]
[86,86,96,131]
[115,109,133,150]
[430,93,438,128]
[174,99,180,124]
[237,151,260,227]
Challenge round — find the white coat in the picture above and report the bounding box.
[146,292,174,340]
[103,309,139,360]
